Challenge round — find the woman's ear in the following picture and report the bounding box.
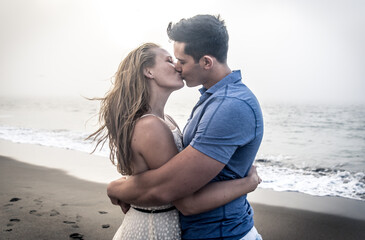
[143,68,154,79]
[199,56,214,70]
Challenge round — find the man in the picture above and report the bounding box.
[108,14,264,239]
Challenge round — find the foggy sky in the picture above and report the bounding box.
[1,0,364,104]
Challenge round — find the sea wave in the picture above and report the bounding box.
[0,125,109,157]
[255,157,365,201]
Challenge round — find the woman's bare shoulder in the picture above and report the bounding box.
[133,116,172,147]
[135,115,169,133]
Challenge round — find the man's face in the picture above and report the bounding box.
[173,42,204,87]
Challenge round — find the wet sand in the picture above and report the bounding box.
[0,155,122,240]
[1,142,365,239]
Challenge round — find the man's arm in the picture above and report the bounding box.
[107,145,225,206]
[173,165,261,216]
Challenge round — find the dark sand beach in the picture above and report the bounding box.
[0,155,122,240]
[1,142,365,239]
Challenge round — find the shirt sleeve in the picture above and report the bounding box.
[190,96,256,165]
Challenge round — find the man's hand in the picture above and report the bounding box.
[246,165,262,193]
[108,177,131,214]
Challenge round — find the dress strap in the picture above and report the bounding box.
[140,113,168,122]
[140,113,158,119]
[165,114,181,132]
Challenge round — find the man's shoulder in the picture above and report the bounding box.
[206,83,262,121]
[213,80,251,96]
[211,83,258,106]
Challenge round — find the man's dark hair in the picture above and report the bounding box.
[167,14,229,63]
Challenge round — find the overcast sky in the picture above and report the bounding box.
[0,0,364,104]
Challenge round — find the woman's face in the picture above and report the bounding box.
[148,48,184,91]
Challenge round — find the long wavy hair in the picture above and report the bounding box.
[88,43,159,175]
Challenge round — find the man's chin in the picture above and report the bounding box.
[184,81,200,88]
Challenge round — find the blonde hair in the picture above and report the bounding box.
[88,43,160,175]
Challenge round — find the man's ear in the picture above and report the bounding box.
[199,56,214,70]
[143,68,154,79]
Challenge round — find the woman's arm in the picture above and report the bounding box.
[173,165,261,216]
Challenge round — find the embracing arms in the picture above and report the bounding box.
[107,116,260,215]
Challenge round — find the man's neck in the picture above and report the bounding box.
[203,64,231,89]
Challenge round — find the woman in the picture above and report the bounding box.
[89,43,261,239]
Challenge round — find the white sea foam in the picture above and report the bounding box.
[0,125,109,158]
[256,162,365,201]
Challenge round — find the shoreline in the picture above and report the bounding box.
[1,139,364,218]
[1,140,365,239]
[249,188,365,221]
[0,139,121,184]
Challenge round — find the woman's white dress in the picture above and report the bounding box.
[112,125,183,240]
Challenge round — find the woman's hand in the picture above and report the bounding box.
[246,165,262,193]
[107,177,131,214]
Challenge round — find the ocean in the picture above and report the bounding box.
[0,96,364,201]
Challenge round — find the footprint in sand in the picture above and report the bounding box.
[64,221,76,224]
[9,198,21,202]
[4,219,20,231]
[102,224,110,229]
[69,233,84,239]
[34,198,43,206]
[50,209,60,216]
[29,210,42,216]
[4,218,20,232]
[63,220,79,228]
[6,219,20,227]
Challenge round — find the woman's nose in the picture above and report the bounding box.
[174,62,182,73]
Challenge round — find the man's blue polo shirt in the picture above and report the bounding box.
[180,70,264,240]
